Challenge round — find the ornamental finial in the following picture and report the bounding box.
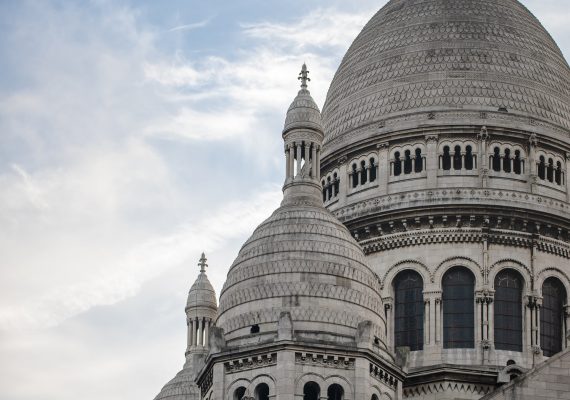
[198,252,208,273]
[298,63,310,89]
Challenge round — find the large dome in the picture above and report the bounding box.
[322,0,570,154]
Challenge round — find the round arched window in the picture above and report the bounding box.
[303,382,320,400]
[494,269,523,351]
[442,267,475,349]
[393,270,424,351]
[541,277,567,357]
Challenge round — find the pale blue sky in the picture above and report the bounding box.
[0,1,568,399]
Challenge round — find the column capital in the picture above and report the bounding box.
[425,135,439,143]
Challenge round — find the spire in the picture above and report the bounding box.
[198,252,208,273]
[298,63,310,90]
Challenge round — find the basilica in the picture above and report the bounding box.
[153,0,570,399]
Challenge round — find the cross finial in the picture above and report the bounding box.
[198,252,208,273]
[298,63,310,89]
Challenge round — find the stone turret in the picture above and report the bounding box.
[153,254,218,400]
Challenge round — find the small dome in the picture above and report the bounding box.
[217,200,388,354]
[186,253,217,310]
[153,364,200,400]
[283,64,324,135]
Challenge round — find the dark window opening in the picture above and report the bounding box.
[303,382,320,400]
[547,158,554,182]
[555,162,563,185]
[492,147,501,172]
[443,267,475,349]
[360,161,367,184]
[442,146,451,170]
[538,156,546,180]
[513,150,522,175]
[414,148,423,173]
[465,146,474,170]
[370,159,377,182]
[453,145,462,170]
[255,383,270,400]
[351,164,358,188]
[250,324,260,334]
[333,173,339,196]
[327,177,333,200]
[234,387,246,400]
[404,150,413,174]
[394,270,424,351]
[394,152,402,176]
[371,395,379,400]
[327,384,344,400]
[541,277,566,357]
[494,269,523,351]
[503,148,511,173]
[322,180,327,202]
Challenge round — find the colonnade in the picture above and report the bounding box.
[187,317,214,349]
[285,141,320,181]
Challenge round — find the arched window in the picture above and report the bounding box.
[327,177,333,200]
[442,146,451,170]
[303,382,320,400]
[555,161,563,185]
[234,387,246,400]
[322,180,327,202]
[255,383,269,400]
[351,164,358,188]
[538,156,546,180]
[443,267,475,349]
[370,158,377,182]
[453,145,462,170]
[465,145,474,170]
[394,270,424,351]
[492,147,501,172]
[513,150,522,175]
[394,152,402,176]
[541,277,567,357]
[494,270,523,351]
[404,150,413,174]
[327,384,344,400]
[503,148,511,173]
[333,173,339,196]
[414,148,423,173]
[360,160,367,185]
[547,158,554,182]
[371,395,379,400]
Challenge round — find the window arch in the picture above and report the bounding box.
[303,382,320,400]
[321,180,326,202]
[360,160,367,185]
[394,270,424,351]
[453,145,462,170]
[351,164,358,188]
[327,384,344,400]
[370,158,377,182]
[443,267,475,349]
[538,156,546,180]
[547,158,554,182]
[404,150,413,174]
[465,145,474,170]
[394,152,402,176]
[503,148,511,173]
[555,161,563,185]
[541,277,567,357]
[371,395,379,400]
[414,148,423,173]
[333,172,340,196]
[442,146,451,170]
[494,269,523,351]
[255,383,269,400]
[234,387,246,400]
[513,150,522,174]
[492,147,501,172]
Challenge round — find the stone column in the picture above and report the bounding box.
[311,143,317,179]
[366,166,371,183]
[476,297,483,344]
[426,135,439,188]
[424,299,430,346]
[566,153,570,202]
[435,297,442,344]
[384,302,393,349]
[529,133,538,193]
[482,298,489,341]
[296,143,302,177]
[285,145,291,181]
[198,317,204,347]
[288,145,295,179]
[429,296,437,347]
[488,297,494,345]
[204,318,210,347]
[187,318,193,351]
[478,126,490,187]
[377,143,389,195]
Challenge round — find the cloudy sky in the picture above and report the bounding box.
[0,1,568,399]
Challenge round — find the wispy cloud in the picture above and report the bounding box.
[168,18,212,32]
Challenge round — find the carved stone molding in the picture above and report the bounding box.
[224,353,277,374]
[370,362,398,389]
[295,352,355,369]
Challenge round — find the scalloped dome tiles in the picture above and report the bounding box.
[322,0,570,152]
